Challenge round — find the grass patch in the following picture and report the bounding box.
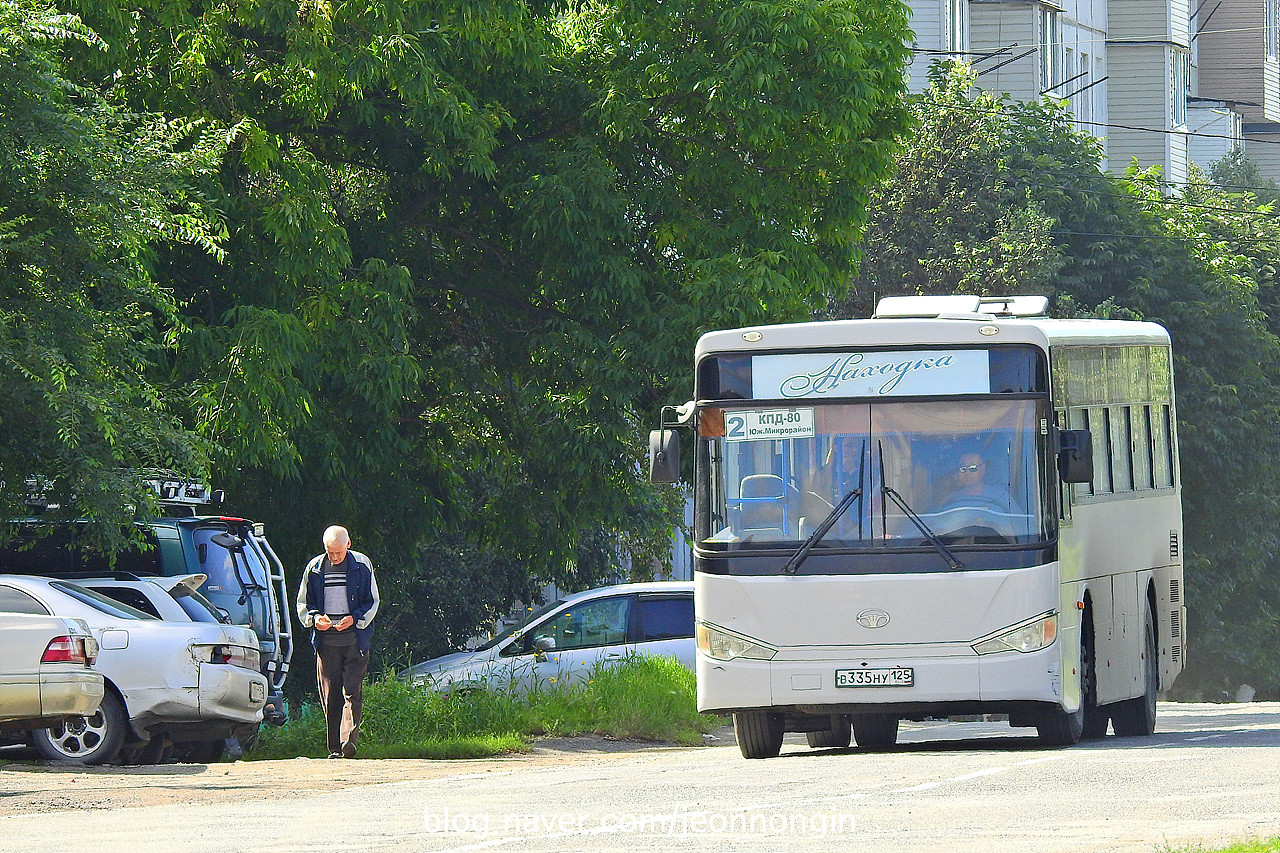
[248,654,719,760]
[1164,840,1280,853]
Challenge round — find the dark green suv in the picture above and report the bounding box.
[0,503,292,727]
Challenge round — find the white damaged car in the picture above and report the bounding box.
[0,574,267,764]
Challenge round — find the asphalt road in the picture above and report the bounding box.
[3,701,1280,853]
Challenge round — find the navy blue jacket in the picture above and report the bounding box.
[296,550,379,652]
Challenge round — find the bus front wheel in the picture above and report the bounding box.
[734,711,784,759]
[1037,637,1091,746]
[1037,699,1084,746]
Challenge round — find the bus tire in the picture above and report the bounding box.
[806,715,851,748]
[1037,702,1083,746]
[1081,607,1108,739]
[852,714,898,748]
[734,711,784,759]
[1111,606,1158,737]
[1037,636,1086,746]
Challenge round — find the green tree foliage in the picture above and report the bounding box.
[830,65,1068,318]
[1209,147,1280,208]
[56,0,912,664]
[0,0,225,549]
[830,63,1280,699]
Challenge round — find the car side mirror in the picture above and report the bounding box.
[649,429,680,484]
[1056,428,1093,484]
[533,636,555,653]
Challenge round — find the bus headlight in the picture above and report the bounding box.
[972,613,1057,655]
[696,622,777,661]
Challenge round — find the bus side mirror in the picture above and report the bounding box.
[649,429,681,484]
[1057,429,1093,484]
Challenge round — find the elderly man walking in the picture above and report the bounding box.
[296,525,379,758]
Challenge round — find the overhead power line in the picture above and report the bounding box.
[944,103,1280,149]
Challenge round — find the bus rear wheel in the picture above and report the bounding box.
[852,714,898,748]
[806,715,851,748]
[734,711,784,759]
[1111,606,1158,737]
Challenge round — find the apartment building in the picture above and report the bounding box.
[1195,0,1280,181]
[905,0,1280,186]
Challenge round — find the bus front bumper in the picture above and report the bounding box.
[696,644,1066,716]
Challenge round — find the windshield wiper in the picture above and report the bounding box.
[878,441,966,571]
[782,440,865,575]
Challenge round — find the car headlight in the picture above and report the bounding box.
[696,622,776,661]
[972,612,1057,655]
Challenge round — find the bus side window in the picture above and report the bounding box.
[1067,408,1092,500]
[1152,404,1174,488]
[1133,404,1154,490]
[1093,407,1113,494]
[1110,406,1133,492]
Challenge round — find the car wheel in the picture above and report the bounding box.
[31,691,128,765]
[121,735,174,765]
[171,739,225,764]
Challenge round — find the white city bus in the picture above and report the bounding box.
[650,295,1184,758]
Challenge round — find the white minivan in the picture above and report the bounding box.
[404,582,694,694]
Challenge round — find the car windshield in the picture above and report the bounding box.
[699,398,1052,551]
[473,599,565,652]
[51,581,156,620]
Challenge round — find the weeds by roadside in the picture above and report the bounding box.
[248,655,719,760]
[1161,840,1280,853]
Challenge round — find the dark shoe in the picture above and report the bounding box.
[340,742,356,759]
[328,751,342,759]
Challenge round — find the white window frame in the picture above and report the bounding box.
[947,0,968,55]
[1039,7,1063,92]
[1172,49,1189,127]
[1268,0,1280,61]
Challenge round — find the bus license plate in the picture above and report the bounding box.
[835,667,913,688]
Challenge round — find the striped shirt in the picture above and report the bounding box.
[323,560,349,618]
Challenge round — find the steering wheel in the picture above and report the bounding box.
[936,524,1014,545]
[931,506,1017,544]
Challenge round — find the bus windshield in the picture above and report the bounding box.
[699,398,1052,551]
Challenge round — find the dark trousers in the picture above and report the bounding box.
[315,642,369,755]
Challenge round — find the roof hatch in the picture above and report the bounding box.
[873,295,1049,319]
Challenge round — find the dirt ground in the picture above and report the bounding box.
[0,730,734,816]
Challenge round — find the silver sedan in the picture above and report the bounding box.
[0,574,267,764]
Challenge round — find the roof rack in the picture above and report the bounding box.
[873,295,1049,319]
[147,479,224,507]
